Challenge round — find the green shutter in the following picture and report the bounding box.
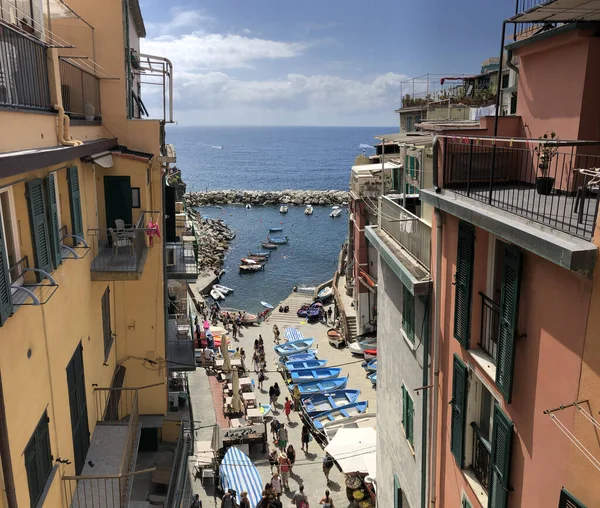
[394,474,402,508]
[454,221,475,348]
[496,245,522,403]
[451,354,468,467]
[67,166,83,244]
[401,385,406,427]
[402,286,415,343]
[0,216,13,326]
[24,411,52,507]
[559,488,586,508]
[45,175,62,268]
[406,392,414,446]
[488,404,513,508]
[27,179,53,277]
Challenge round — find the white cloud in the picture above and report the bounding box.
[145,9,213,36]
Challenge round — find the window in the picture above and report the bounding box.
[26,179,53,277]
[454,221,475,348]
[402,285,415,343]
[24,411,52,508]
[45,174,62,269]
[0,189,20,268]
[406,116,413,132]
[67,166,84,244]
[101,287,113,361]
[559,488,586,508]
[131,187,141,208]
[462,494,473,508]
[415,115,421,126]
[394,474,402,508]
[501,73,509,89]
[401,384,414,447]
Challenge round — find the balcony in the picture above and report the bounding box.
[349,163,396,199]
[166,243,198,280]
[470,422,491,494]
[167,314,195,372]
[441,136,600,240]
[59,59,101,121]
[0,23,51,111]
[479,292,500,363]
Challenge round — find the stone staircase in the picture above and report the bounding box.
[346,315,357,341]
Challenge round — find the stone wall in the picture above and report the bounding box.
[185,189,350,207]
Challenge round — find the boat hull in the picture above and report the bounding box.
[368,372,377,385]
[362,359,377,372]
[312,402,369,431]
[303,390,361,416]
[262,243,277,249]
[285,359,328,371]
[327,328,345,347]
[291,368,342,383]
[296,378,348,396]
[239,264,263,273]
[277,351,316,365]
[363,349,377,360]
[274,338,315,357]
[269,227,283,232]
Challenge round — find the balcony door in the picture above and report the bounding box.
[67,343,90,475]
[104,176,132,230]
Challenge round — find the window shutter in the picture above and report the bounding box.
[559,488,586,508]
[454,221,475,348]
[24,438,40,506]
[394,474,402,508]
[450,354,468,467]
[102,287,113,361]
[496,245,522,403]
[45,175,62,268]
[407,393,414,446]
[26,179,53,277]
[401,385,406,426]
[67,166,83,244]
[402,286,415,342]
[0,217,13,326]
[488,403,513,508]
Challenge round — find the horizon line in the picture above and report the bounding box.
[167,124,398,128]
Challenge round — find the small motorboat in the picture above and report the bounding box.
[304,205,313,215]
[285,359,328,371]
[302,390,361,416]
[363,349,377,360]
[274,338,315,357]
[278,351,316,366]
[262,242,277,249]
[291,368,342,384]
[269,227,283,232]
[312,402,369,431]
[279,205,288,214]
[327,329,345,348]
[362,358,377,372]
[219,447,262,508]
[296,377,349,396]
[268,236,288,245]
[239,264,264,273]
[261,301,274,309]
[368,372,377,385]
[240,257,258,264]
[349,337,377,355]
[330,208,342,218]
[210,288,225,300]
[317,286,334,301]
[213,284,233,295]
[249,251,270,258]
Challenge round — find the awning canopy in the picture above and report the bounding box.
[324,427,377,478]
[509,0,600,23]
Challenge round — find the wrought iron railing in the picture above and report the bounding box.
[59,59,101,120]
[442,136,600,240]
[88,227,148,272]
[513,0,555,41]
[0,24,51,110]
[470,422,491,493]
[165,423,193,507]
[479,292,500,362]
[380,196,431,270]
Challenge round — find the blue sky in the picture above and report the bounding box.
[140,0,515,126]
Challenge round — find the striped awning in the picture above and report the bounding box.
[285,327,304,341]
[219,447,263,507]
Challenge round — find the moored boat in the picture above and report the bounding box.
[213,284,233,295]
[210,288,225,300]
[249,251,270,258]
[274,338,315,357]
[285,359,328,371]
[279,205,288,214]
[302,390,362,416]
[268,236,288,245]
[327,328,345,348]
[262,242,277,249]
[362,358,377,372]
[304,205,313,215]
[240,257,258,264]
[269,227,283,232]
[317,286,334,301]
[277,351,317,366]
[218,308,258,324]
[368,372,377,385]
[291,368,342,383]
[239,264,264,273]
[296,377,349,396]
[359,338,378,351]
[363,349,377,360]
[330,208,342,218]
[311,402,369,431]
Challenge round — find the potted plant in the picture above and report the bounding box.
[534,131,559,195]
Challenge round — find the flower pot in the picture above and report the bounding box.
[536,176,555,195]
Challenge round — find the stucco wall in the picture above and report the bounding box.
[376,259,428,508]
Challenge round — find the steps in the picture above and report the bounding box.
[346,315,357,341]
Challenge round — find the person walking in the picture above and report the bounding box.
[292,385,302,411]
[253,351,260,373]
[327,307,333,325]
[258,368,265,390]
[271,472,282,496]
[292,484,309,508]
[319,490,334,508]
[232,321,238,340]
[254,338,259,351]
[278,453,291,490]
[269,385,276,407]
[258,334,264,348]
[273,324,280,343]
[190,494,202,508]
[273,383,281,407]
[277,425,288,452]
[286,444,296,472]
[301,425,310,453]
[268,447,279,473]
[322,454,334,484]
[270,420,280,442]
[284,397,292,422]
[239,492,250,508]
[220,490,235,508]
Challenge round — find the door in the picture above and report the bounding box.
[67,343,90,475]
[165,185,176,242]
[104,176,132,229]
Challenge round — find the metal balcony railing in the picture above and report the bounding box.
[380,196,431,270]
[88,227,148,273]
[479,292,500,363]
[0,23,51,110]
[165,423,193,507]
[470,422,491,493]
[442,136,600,240]
[59,59,101,120]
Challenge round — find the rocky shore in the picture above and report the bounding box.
[187,208,235,273]
[185,189,350,207]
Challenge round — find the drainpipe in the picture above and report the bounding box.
[432,135,439,189]
[162,166,169,412]
[0,374,17,508]
[54,105,83,146]
[429,208,443,508]
[506,49,519,75]
[420,294,430,508]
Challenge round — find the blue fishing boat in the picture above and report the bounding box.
[362,359,377,372]
[219,446,263,507]
[249,251,270,258]
[302,390,362,416]
[368,372,377,385]
[268,236,288,244]
[285,359,328,371]
[312,402,369,431]
[269,227,283,232]
[274,338,315,357]
[296,377,348,396]
[291,368,342,383]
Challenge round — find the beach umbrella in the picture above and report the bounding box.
[232,367,242,413]
[220,335,231,372]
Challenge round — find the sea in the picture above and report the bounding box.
[166,126,395,312]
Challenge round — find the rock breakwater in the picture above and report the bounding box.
[185,189,350,207]
[187,209,235,273]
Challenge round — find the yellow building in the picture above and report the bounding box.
[0,1,196,506]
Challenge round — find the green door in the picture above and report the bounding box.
[104,176,132,229]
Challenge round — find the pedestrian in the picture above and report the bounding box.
[319,490,333,508]
[254,338,259,351]
[239,491,250,508]
[327,307,333,324]
[253,351,260,373]
[274,383,281,406]
[268,447,279,473]
[322,454,334,484]
[203,318,210,334]
[202,347,214,369]
[273,324,280,343]
[260,351,266,371]
[271,472,282,496]
[269,385,276,406]
[286,444,296,472]
[240,348,246,363]
[258,368,265,390]
[284,397,292,421]
[232,321,238,340]
[278,452,291,490]
[258,334,264,348]
[277,425,288,452]
[221,489,235,508]
[190,493,202,508]
[272,494,283,508]
[301,425,310,453]
[292,385,302,411]
[292,484,309,508]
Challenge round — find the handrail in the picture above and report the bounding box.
[62,467,157,481]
